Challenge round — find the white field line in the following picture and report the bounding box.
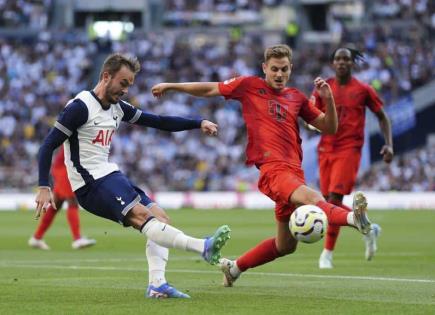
[0,251,426,265]
[0,263,434,284]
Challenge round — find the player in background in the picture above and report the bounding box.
[311,47,393,268]
[151,44,378,287]
[29,147,96,250]
[34,53,231,298]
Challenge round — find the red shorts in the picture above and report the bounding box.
[258,162,305,222]
[52,166,74,200]
[318,147,361,197]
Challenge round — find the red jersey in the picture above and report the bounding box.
[218,76,321,168]
[312,77,383,152]
[52,147,66,172]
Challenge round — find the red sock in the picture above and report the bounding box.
[323,200,352,251]
[316,201,349,226]
[34,206,58,239]
[236,238,282,272]
[66,205,81,241]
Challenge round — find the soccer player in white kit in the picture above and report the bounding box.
[35,53,231,298]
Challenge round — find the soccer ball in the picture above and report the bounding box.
[289,205,328,243]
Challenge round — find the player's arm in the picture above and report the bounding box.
[375,108,394,163]
[35,128,68,218]
[151,82,221,98]
[35,100,88,219]
[120,101,218,136]
[309,77,338,134]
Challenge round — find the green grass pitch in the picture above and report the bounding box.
[1,209,434,315]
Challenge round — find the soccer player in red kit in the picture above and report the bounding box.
[311,48,393,268]
[151,44,376,286]
[29,147,96,250]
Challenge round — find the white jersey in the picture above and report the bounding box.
[54,91,141,191]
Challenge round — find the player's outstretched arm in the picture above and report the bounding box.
[152,82,221,98]
[309,77,338,134]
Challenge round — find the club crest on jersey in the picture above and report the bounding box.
[268,100,288,122]
[92,129,114,146]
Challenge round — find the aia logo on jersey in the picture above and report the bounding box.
[268,100,288,122]
[92,129,114,146]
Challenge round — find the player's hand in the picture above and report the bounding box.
[314,77,333,100]
[34,187,57,220]
[380,145,394,163]
[200,120,218,136]
[151,83,171,98]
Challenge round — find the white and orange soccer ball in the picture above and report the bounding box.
[289,205,328,243]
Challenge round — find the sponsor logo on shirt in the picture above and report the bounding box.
[268,100,288,122]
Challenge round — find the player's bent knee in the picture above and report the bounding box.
[125,204,154,230]
[276,239,298,256]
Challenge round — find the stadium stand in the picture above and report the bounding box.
[0,1,433,192]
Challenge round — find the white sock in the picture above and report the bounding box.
[321,249,333,259]
[141,218,205,254]
[146,240,168,287]
[347,212,355,227]
[229,261,241,278]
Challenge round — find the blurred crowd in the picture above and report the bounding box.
[0,0,51,28]
[0,35,97,189]
[166,0,282,12]
[0,2,434,192]
[357,143,435,192]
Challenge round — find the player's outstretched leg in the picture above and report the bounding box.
[219,258,240,287]
[146,283,190,299]
[202,225,231,265]
[141,218,231,265]
[352,191,371,235]
[364,223,381,261]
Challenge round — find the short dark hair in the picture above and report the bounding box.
[264,44,292,63]
[99,53,141,80]
[330,47,364,63]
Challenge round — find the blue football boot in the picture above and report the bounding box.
[202,225,231,265]
[146,283,190,299]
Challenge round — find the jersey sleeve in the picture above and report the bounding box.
[299,94,322,123]
[119,100,141,123]
[119,100,201,131]
[218,76,249,100]
[54,99,88,137]
[365,84,383,113]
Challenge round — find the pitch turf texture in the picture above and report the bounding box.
[1,209,434,315]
